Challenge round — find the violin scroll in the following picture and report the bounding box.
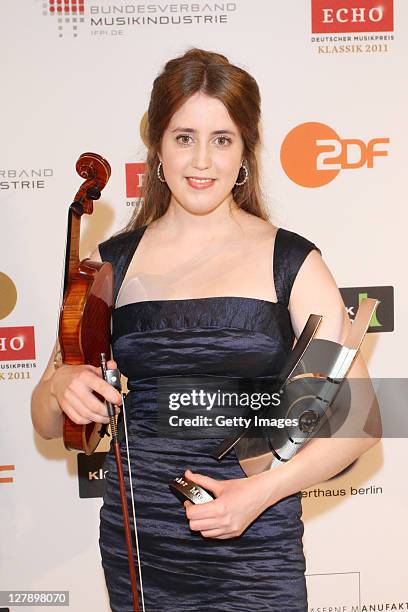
[73,152,111,214]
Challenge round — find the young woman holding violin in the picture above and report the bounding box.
[32,48,380,611]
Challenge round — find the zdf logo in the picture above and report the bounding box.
[280,122,389,187]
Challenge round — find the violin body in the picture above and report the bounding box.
[60,258,113,454]
[58,152,114,455]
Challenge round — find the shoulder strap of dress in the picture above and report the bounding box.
[273,228,321,307]
[98,225,147,304]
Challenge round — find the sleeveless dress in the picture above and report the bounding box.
[98,225,319,612]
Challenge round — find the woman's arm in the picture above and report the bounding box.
[259,248,382,505]
[31,338,66,439]
[184,250,381,538]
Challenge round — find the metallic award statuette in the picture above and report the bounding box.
[211,298,378,476]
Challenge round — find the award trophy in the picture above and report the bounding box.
[169,298,378,503]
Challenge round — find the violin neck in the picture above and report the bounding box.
[63,203,82,296]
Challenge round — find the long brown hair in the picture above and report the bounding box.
[125,47,269,230]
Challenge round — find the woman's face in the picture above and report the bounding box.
[159,92,245,215]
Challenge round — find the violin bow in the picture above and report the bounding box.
[100,354,146,612]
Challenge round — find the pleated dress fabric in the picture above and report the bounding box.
[98,225,319,612]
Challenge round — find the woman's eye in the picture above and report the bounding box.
[176,134,192,145]
[215,136,231,146]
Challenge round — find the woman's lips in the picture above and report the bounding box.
[186,177,216,190]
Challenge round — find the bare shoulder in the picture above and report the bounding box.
[289,249,350,343]
[235,210,278,242]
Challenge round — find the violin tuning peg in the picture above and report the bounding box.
[86,186,101,200]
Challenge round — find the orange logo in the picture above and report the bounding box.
[280,122,389,187]
[0,464,15,484]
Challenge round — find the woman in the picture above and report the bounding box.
[31,48,380,611]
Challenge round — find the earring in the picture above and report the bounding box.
[235,163,249,186]
[157,161,166,183]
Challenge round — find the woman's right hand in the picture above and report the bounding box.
[50,360,122,425]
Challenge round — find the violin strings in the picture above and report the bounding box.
[121,393,146,612]
[54,216,70,355]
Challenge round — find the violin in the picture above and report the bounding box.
[58,152,113,454]
[57,153,143,610]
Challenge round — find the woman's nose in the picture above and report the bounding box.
[191,143,211,171]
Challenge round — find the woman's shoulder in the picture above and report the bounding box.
[88,226,147,263]
[244,213,320,258]
[99,226,146,249]
[95,226,147,262]
[275,226,321,259]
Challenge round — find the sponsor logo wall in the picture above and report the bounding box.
[1,1,407,610]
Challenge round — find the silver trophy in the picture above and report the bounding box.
[211,298,378,476]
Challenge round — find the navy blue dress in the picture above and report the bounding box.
[98,225,318,612]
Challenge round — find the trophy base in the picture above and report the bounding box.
[169,474,215,505]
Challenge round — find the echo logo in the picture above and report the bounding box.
[0,327,36,361]
[312,0,394,33]
[0,465,15,484]
[280,122,389,187]
[126,163,146,198]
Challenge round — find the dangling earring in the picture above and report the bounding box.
[157,161,166,183]
[235,163,249,186]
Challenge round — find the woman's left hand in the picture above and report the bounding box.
[183,468,280,539]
